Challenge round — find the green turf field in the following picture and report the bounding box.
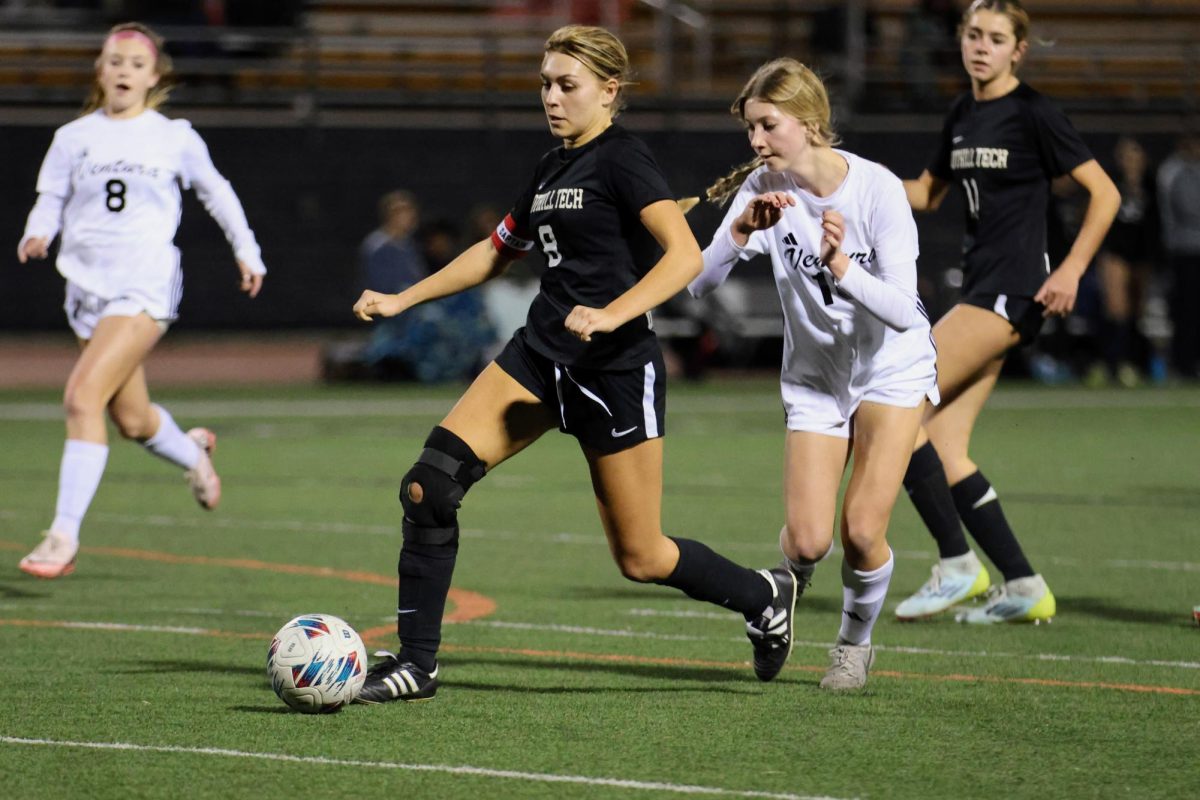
[1,379,1197,799]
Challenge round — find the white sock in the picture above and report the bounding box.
[50,439,109,542]
[142,404,201,470]
[837,550,894,646]
[941,550,980,574]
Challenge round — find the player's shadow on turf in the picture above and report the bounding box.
[229,705,296,714]
[113,659,266,678]
[447,654,763,688]
[0,580,55,598]
[564,585,844,614]
[450,681,756,695]
[1059,596,1186,626]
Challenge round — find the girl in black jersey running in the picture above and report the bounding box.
[893,0,1119,624]
[350,25,797,704]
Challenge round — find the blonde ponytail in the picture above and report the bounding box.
[705,158,763,207]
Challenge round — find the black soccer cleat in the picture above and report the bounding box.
[745,564,798,682]
[354,651,439,704]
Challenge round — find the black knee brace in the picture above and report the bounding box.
[400,426,486,546]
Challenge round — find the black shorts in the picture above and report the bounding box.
[495,328,666,455]
[960,292,1045,347]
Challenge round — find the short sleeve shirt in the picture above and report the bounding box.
[928,83,1093,297]
[492,124,673,369]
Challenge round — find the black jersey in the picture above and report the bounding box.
[928,83,1093,298]
[1105,171,1157,262]
[491,124,673,369]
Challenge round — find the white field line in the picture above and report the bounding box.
[1,389,1198,421]
[0,737,846,800]
[620,610,1200,671]
[3,507,1195,572]
[5,611,1197,674]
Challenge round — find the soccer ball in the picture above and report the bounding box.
[266,613,366,713]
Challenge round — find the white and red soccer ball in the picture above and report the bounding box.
[266,613,366,713]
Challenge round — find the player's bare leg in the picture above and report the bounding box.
[584,439,796,681]
[820,400,923,690]
[897,305,1018,619]
[780,429,848,593]
[20,314,160,578]
[920,305,1053,624]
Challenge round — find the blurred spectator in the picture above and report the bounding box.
[1157,133,1200,380]
[359,190,426,296]
[361,217,496,383]
[416,219,461,273]
[1086,137,1159,387]
[1026,175,1087,384]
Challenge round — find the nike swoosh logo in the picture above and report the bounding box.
[952,135,964,143]
[396,609,419,615]
[611,426,637,437]
[972,487,998,510]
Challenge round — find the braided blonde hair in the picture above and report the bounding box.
[706,58,839,206]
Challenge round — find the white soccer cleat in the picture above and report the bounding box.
[955,574,1056,625]
[895,551,991,620]
[819,643,876,691]
[18,530,79,579]
[185,427,221,510]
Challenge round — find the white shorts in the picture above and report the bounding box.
[782,371,939,438]
[63,282,175,340]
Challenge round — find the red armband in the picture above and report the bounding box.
[491,213,535,260]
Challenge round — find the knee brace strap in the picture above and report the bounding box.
[400,427,486,547]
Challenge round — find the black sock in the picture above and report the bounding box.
[656,537,771,620]
[396,540,456,673]
[950,471,1035,581]
[903,442,971,559]
[395,426,485,673]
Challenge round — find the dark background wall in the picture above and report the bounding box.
[0,121,1167,331]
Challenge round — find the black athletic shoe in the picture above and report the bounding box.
[745,564,798,682]
[354,651,439,704]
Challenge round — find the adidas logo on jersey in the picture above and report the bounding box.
[782,232,824,272]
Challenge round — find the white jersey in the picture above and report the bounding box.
[21,109,265,307]
[693,150,937,426]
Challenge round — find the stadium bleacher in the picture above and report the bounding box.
[0,1,1196,114]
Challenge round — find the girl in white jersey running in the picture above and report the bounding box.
[691,58,937,690]
[16,22,267,579]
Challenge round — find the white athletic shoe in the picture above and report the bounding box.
[185,427,221,510]
[18,530,78,579]
[819,643,876,691]
[895,551,991,620]
[955,574,1056,624]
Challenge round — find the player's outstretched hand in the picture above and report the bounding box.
[564,305,616,343]
[734,192,795,237]
[17,236,50,263]
[236,260,263,298]
[353,290,406,322]
[1034,267,1080,317]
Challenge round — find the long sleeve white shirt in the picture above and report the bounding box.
[692,151,935,395]
[22,109,265,301]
